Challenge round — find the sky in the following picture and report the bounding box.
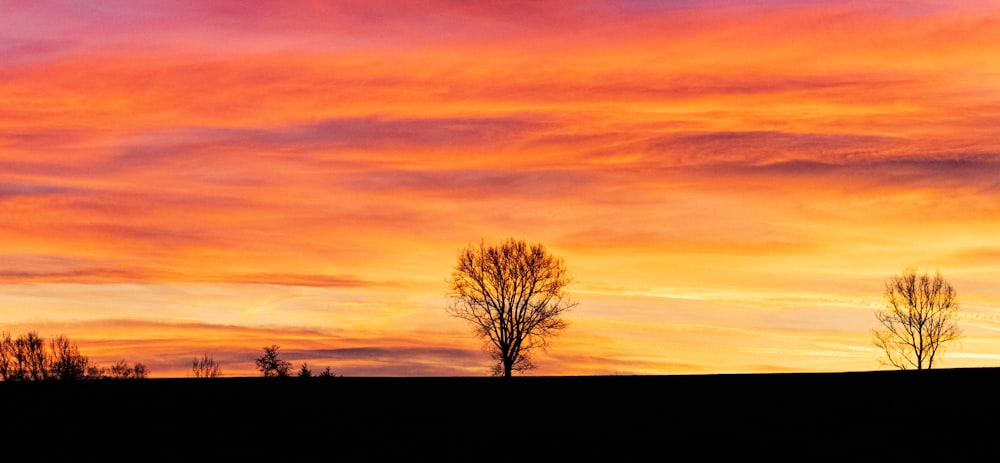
[2,0,1000,377]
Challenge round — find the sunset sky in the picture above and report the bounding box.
[2,0,1000,377]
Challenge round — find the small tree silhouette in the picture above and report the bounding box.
[191,354,223,378]
[298,363,312,378]
[0,331,154,381]
[49,335,90,380]
[873,267,963,370]
[1,331,100,381]
[0,331,47,381]
[255,345,291,377]
[109,360,148,379]
[86,365,107,379]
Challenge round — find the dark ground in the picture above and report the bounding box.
[2,368,997,460]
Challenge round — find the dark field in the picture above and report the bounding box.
[2,368,997,459]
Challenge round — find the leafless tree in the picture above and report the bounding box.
[0,331,148,381]
[191,354,223,378]
[873,267,962,370]
[446,238,576,377]
[86,365,108,379]
[132,362,149,378]
[256,345,291,377]
[19,331,48,380]
[0,332,13,380]
[49,335,91,381]
[0,331,49,381]
[1,332,100,380]
[109,360,149,379]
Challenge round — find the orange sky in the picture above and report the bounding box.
[2,0,1000,377]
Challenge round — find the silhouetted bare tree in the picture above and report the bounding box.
[0,331,49,381]
[256,345,291,377]
[0,331,137,380]
[0,332,14,380]
[108,360,148,379]
[446,238,576,377]
[86,365,108,379]
[49,335,90,381]
[0,332,13,380]
[191,354,223,378]
[873,267,962,370]
[20,331,47,380]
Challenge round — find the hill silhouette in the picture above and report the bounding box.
[1,368,996,459]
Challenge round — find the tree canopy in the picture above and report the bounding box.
[873,267,962,370]
[447,238,576,377]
